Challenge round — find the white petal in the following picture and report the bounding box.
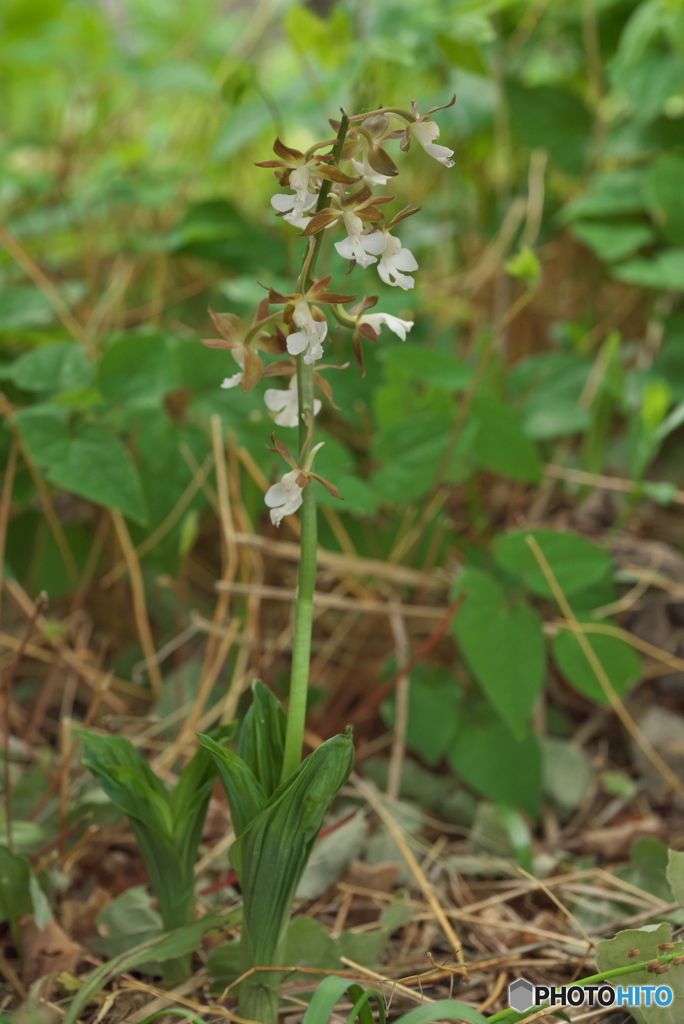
[361,232,387,256]
[264,388,291,411]
[412,120,454,167]
[284,210,311,228]
[334,236,356,260]
[351,157,390,186]
[264,481,291,508]
[313,398,322,416]
[271,193,296,212]
[220,371,243,389]
[393,247,419,272]
[286,329,309,356]
[361,313,414,340]
[274,404,299,428]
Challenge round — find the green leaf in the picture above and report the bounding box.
[15,405,71,465]
[397,1002,488,1024]
[559,169,646,222]
[449,710,542,818]
[542,738,593,813]
[379,344,473,392]
[372,413,452,504]
[0,286,56,329]
[382,664,462,768]
[493,528,613,598]
[0,845,32,927]
[238,681,287,799]
[230,733,355,971]
[613,249,684,291]
[569,221,655,263]
[47,422,147,524]
[78,729,227,936]
[595,922,684,1024]
[197,733,268,837]
[98,333,181,406]
[645,154,684,246]
[551,625,641,705]
[9,342,94,393]
[504,245,541,287]
[91,886,163,958]
[666,849,684,906]
[285,5,352,69]
[452,568,545,739]
[508,83,592,176]
[469,393,541,483]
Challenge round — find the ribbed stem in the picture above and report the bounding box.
[280,112,349,784]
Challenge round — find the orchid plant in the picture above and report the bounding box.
[198,99,454,1023]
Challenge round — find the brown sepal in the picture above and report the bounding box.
[254,160,285,168]
[349,294,379,316]
[317,165,359,185]
[209,308,243,341]
[258,281,293,304]
[240,347,264,392]
[267,434,297,468]
[425,94,457,116]
[201,337,238,350]
[315,291,358,304]
[299,209,339,236]
[309,472,343,499]
[262,360,297,377]
[356,207,385,223]
[314,371,340,410]
[358,323,380,342]
[273,137,304,162]
[254,296,270,323]
[386,204,421,231]
[342,184,373,208]
[367,145,399,177]
[352,332,366,377]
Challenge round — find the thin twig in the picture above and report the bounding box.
[387,610,410,801]
[527,535,684,803]
[110,510,164,697]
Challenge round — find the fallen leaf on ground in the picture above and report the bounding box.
[19,915,82,985]
[580,814,666,859]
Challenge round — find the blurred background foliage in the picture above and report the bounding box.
[2,0,684,824]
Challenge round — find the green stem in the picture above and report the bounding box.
[280,112,349,784]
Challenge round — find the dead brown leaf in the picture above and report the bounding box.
[580,814,666,859]
[345,859,402,892]
[19,915,82,985]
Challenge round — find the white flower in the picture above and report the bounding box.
[264,377,321,427]
[360,312,414,341]
[351,155,390,186]
[271,166,318,227]
[265,469,304,526]
[411,120,455,168]
[220,347,245,389]
[376,233,418,290]
[334,212,384,269]
[286,300,328,364]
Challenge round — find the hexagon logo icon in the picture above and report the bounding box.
[509,978,535,1012]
